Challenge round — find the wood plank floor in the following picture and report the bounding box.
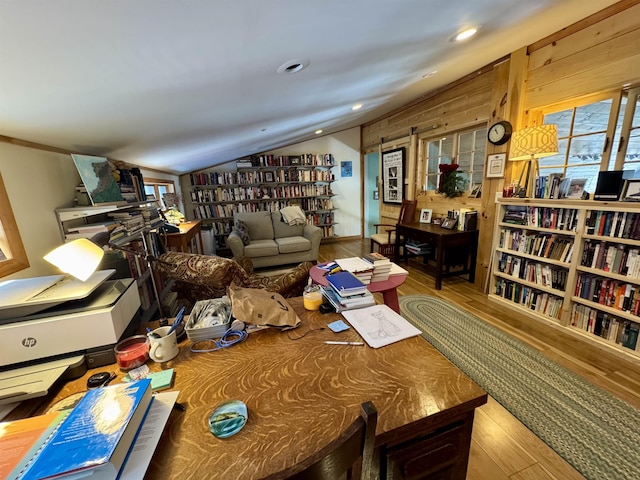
[319,239,640,480]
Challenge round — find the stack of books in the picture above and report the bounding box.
[335,257,375,284]
[2,379,160,480]
[362,252,392,282]
[405,240,431,256]
[323,270,375,312]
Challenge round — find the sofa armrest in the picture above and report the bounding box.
[303,224,322,261]
[227,231,245,257]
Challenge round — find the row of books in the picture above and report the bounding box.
[0,379,176,480]
[236,153,335,168]
[189,168,334,186]
[494,278,563,320]
[570,304,639,350]
[574,274,640,316]
[581,240,640,277]
[499,229,574,262]
[497,253,568,290]
[191,184,332,203]
[585,210,640,240]
[502,206,579,231]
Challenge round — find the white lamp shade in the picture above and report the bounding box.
[510,124,559,161]
[44,238,105,281]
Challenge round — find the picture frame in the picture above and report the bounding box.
[486,153,506,178]
[441,217,458,230]
[419,208,433,223]
[382,147,405,204]
[264,171,275,182]
[622,179,640,201]
[468,183,482,198]
[566,178,587,199]
[341,161,353,177]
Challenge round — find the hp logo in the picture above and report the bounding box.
[22,337,37,348]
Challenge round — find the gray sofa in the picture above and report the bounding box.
[227,211,321,268]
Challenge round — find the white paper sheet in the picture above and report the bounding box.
[341,304,421,348]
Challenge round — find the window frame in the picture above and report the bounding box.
[143,177,176,209]
[0,171,29,278]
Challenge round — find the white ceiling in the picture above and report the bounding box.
[0,0,620,174]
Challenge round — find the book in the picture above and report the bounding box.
[0,412,69,480]
[21,379,153,480]
[326,271,367,297]
[320,286,375,313]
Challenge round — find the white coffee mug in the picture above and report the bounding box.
[148,326,179,363]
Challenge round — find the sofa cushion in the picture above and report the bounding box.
[244,239,279,257]
[235,211,274,241]
[271,211,305,238]
[276,236,311,254]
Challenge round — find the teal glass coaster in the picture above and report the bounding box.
[208,400,248,438]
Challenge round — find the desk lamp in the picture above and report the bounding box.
[44,233,171,326]
[509,124,559,198]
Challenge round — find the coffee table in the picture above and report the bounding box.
[309,264,407,313]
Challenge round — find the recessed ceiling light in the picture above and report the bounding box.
[276,59,310,74]
[352,104,363,111]
[315,129,323,134]
[452,27,478,42]
[422,70,437,79]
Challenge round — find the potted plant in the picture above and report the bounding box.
[438,164,466,198]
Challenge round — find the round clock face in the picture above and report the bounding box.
[488,121,513,145]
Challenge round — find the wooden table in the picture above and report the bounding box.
[309,264,408,313]
[20,298,486,480]
[160,220,204,254]
[394,222,479,290]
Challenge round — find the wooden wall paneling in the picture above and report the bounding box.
[525,7,640,109]
[527,2,640,69]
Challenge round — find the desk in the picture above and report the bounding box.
[309,264,407,313]
[394,222,479,290]
[160,220,204,254]
[20,298,486,480]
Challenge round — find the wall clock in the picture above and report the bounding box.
[487,121,513,146]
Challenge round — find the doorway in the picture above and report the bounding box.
[364,152,380,238]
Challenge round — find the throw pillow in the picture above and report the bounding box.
[234,220,250,246]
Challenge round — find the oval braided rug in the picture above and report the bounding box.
[399,295,640,480]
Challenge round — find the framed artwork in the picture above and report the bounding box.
[622,179,640,201]
[441,217,458,230]
[382,147,405,204]
[486,153,506,178]
[419,209,432,223]
[71,154,124,205]
[469,184,482,198]
[341,161,353,177]
[264,171,275,182]
[566,178,587,199]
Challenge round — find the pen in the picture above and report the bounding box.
[325,341,364,346]
[167,306,186,335]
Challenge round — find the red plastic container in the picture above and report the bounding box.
[114,335,150,371]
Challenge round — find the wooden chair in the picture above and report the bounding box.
[263,401,378,480]
[370,199,417,258]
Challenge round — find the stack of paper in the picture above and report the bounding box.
[341,304,421,348]
[335,257,374,283]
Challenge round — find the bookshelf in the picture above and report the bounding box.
[489,198,640,362]
[186,154,337,250]
[54,201,170,322]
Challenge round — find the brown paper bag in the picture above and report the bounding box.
[228,285,301,330]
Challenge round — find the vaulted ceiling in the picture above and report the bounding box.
[0,1,619,174]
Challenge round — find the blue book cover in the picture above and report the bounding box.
[327,271,366,296]
[21,379,152,480]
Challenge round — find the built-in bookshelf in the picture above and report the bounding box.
[489,198,640,362]
[187,154,338,249]
[54,201,171,322]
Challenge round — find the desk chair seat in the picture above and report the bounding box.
[370,199,417,258]
[264,401,377,480]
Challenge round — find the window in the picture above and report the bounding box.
[143,178,175,209]
[421,126,486,192]
[536,89,640,193]
[0,172,29,278]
